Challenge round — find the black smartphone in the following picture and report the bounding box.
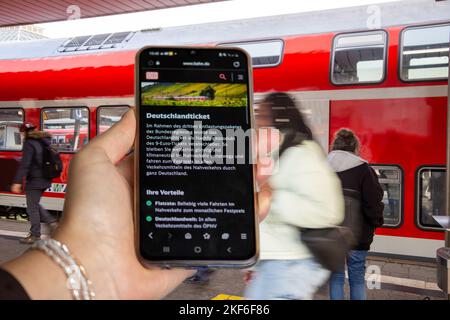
[135,46,258,268]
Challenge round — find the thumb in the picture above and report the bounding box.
[86,109,136,164]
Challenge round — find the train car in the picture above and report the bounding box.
[0,1,449,259]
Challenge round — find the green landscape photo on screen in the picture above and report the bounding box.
[141,82,248,107]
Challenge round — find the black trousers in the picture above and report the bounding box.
[25,189,56,237]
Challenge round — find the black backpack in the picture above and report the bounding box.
[39,140,63,179]
[341,189,363,248]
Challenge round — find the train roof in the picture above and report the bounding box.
[0,0,449,61]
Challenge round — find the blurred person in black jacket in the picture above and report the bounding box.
[11,123,58,244]
[327,128,384,300]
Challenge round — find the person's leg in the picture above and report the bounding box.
[244,261,273,299]
[245,259,330,300]
[25,189,42,237]
[290,259,330,300]
[37,190,57,224]
[393,199,400,218]
[347,250,368,300]
[387,198,395,216]
[329,270,346,300]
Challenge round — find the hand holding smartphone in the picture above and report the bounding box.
[135,47,258,268]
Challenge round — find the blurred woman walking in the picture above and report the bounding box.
[245,92,344,300]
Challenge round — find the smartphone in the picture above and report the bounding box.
[135,46,258,268]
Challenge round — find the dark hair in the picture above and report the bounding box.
[20,122,36,133]
[332,128,360,153]
[261,92,313,155]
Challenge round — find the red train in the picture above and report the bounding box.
[0,3,449,259]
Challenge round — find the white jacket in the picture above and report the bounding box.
[259,140,345,260]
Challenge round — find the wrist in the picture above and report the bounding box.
[53,227,119,299]
[3,229,119,300]
[3,249,72,300]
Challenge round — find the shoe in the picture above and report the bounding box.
[184,270,211,284]
[184,275,210,284]
[19,234,40,244]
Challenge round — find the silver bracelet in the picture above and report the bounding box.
[30,239,95,300]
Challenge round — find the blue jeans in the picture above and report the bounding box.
[245,259,330,300]
[329,250,368,300]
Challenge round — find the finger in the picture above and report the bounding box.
[257,189,272,222]
[85,109,136,164]
[117,153,134,187]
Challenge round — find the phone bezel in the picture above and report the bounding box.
[134,45,259,269]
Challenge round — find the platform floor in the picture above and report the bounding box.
[0,218,446,300]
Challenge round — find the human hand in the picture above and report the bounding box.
[11,183,22,194]
[243,270,255,284]
[46,109,194,299]
[255,127,277,222]
[255,127,278,183]
[256,151,273,222]
[257,183,272,222]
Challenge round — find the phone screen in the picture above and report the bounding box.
[136,47,257,266]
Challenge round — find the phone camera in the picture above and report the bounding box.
[190,50,197,55]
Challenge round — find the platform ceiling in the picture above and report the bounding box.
[0,0,225,27]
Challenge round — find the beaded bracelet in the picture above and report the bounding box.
[30,239,95,300]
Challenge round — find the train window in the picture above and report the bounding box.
[0,108,24,151]
[400,24,450,81]
[41,107,89,153]
[417,167,446,230]
[331,31,387,85]
[97,106,130,135]
[217,40,284,68]
[371,165,403,227]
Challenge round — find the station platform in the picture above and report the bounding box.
[164,257,445,300]
[0,218,446,300]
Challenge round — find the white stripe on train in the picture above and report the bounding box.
[0,194,63,211]
[371,235,444,259]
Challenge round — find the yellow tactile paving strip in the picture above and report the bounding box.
[212,294,245,300]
